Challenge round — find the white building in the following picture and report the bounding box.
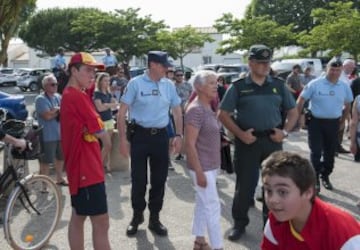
[6,26,243,70]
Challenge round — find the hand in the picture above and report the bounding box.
[196,171,207,188]
[270,128,286,143]
[170,136,182,154]
[239,128,256,144]
[14,138,27,151]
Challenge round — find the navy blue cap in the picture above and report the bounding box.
[148,51,173,67]
[248,44,272,62]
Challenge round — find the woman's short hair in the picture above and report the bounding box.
[192,70,217,90]
[41,74,57,88]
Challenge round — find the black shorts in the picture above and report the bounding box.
[71,182,108,216]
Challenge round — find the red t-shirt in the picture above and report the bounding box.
[60,86,105,195]
[261,198,360,250]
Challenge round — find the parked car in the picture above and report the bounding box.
[217,64,249,74]
[271,58,323,79]
[217,72,241,84]
[0,91,28,120]
[16,68,52,92]
[0,68,18,86]
[197,64,223,72]
[129,67,146,78]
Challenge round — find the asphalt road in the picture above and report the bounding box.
[0,87,359,249]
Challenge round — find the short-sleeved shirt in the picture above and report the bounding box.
[121,71,181,128]
[175,81,193,109]
[286,72,303,91]
[220,75,295,131]
[102,55,117,68]
[261,198,360,250]
[35,93,61,142]
[53,54,66,70]
[300,76,353,119]
[185,101,221,171]
[60,86,105,195]
[111,76,128,101]
[93,91,113,121]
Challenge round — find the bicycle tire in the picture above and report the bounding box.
[3,174,62,250]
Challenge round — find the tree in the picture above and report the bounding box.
[156,26,213,69]
[0,0,36,66]
[214,14,294,53]
[246,0,326,32]
[19,8,106,55]
[71,8,167,64]
[298,1,360,60]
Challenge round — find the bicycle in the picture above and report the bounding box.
[0,112,62,250]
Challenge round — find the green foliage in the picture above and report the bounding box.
[246,0,325,32]
[19,8,106,55]
[156,26,213,68]
[298,1,360,59]
[214,15,294,53]
[0,0,36,66]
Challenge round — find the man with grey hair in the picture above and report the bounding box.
[35,74,67,185]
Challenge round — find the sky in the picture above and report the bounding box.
[36,0,252,28]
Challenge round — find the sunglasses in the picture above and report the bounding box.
[175,74,184,77]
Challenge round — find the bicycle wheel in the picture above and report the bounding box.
[3,174,62,250]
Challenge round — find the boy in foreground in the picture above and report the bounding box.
[60,52,111,250]
[261,151,360,250]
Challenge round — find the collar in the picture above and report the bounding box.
[245,74,273,86]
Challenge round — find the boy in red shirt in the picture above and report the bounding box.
[261,151,360,250]
[60,52,111,250]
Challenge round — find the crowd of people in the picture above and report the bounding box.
[27,45,360,249]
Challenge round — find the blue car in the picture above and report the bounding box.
[0,91,28,120]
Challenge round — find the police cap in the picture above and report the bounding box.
[248,44,272,62]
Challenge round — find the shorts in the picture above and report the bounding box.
[71,182,108,216]
[39,141,63,164]
[103,119,114,130]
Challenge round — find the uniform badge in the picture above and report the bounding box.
[272,88,277,94]
[262,50,270,58]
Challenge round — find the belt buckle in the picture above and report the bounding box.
[150,128,157,135]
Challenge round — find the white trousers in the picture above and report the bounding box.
[189,169,223,249]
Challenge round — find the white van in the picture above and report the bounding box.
[272,58,323,77]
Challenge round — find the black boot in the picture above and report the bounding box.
[126,212,144,236]
[321,175,333,190]
[148,213,168,236]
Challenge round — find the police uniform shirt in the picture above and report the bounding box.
[121,72,181,128]
[220,75,295,131]
[301,76,353,119]
[102,55,118,68]
[54,54,66,69]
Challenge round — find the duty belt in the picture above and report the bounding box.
[135,124,166,135]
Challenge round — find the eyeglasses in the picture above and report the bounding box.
[49,83,58,87]
[167,70,174,73]
[175,74,183,77]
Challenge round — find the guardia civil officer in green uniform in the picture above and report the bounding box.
[117,51,183,237]
[218,44,298,241]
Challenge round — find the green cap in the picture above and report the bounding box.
[248,44,272,62]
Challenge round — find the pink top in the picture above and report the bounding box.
[185,100,221,171]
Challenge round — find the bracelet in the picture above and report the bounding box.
[175,134,183,139]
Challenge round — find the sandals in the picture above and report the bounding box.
[193,240,211,250]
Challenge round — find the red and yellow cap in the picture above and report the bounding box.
[68,52,105,70]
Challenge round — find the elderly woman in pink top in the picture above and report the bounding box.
[185,70,223,250]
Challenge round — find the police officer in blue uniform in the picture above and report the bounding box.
[219,44,298,241]
[117,51,183,237]
[297,59,353,193]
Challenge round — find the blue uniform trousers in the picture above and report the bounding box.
[130,126,169,215]
[307,117,339,177]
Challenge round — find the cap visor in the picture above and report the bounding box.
[85,62,105,70]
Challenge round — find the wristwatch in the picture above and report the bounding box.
[282,130,289,138]
[175,134,183,139]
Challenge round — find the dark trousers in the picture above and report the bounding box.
[232,136,282,228]
[130,128,169,215]
[308,117,339,176]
